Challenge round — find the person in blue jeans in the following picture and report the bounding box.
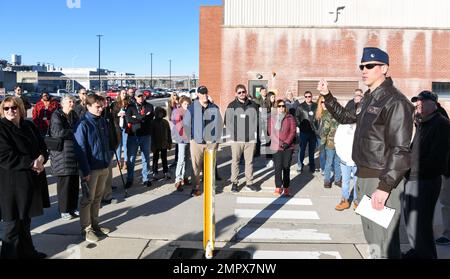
[125,91,154,188]
[110,89,130,170]
[172,96,192,190]
[334,124,358,210]
[316,96,341,188]
[295,91,319,173]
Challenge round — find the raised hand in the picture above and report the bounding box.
[317,79,330,96]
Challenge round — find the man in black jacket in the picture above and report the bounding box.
[318,47,414,258]
[225,84,260,193]
[436,102,450,246]
[74,88,88,118]
[402,91,450,258]
[125,90,154,188]
[295,91,318,173]
[344,89,364,113]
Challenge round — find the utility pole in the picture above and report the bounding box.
[150,53,153,88]
[96,34,103,91]
[169,59,172,89]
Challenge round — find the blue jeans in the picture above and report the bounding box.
[126,135,151,183]
[324,148,342,183]
[317,138,326,171]
[298,132,316,170]
[340,163,357,201]
[115,128,128,162]
[175,143,190,183]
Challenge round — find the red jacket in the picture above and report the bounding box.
[268,113,297,151]
[32,100,60,135]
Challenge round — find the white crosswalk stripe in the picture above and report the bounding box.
[252,251,342,259]
[235,209,319,220]
[236,197,313,206]
[237,228,331,241]
[233,188,344,258]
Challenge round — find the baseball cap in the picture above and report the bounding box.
[197,86,208,94]
[411,90,438,103]
[135,90,144,97]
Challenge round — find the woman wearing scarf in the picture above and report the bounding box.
[268,99,297,196]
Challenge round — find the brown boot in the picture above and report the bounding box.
[335,199,351,211]
[324,181,332,188]
[353,200,359,210]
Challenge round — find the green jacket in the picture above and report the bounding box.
[320,110,339,149]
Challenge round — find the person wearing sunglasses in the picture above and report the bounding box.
[75,88,88,118]
[318,47,414,259]
[294,91,319,174]
[316,95,342,189]
[268,100,297,196]
[124,90,155,189]
[13,85,32,111]
[225,84,260,193]
[32,91,60,137]
[0,96,50,258]
[402,91,450,259]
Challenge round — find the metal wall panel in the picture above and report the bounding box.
[224,0,450,29]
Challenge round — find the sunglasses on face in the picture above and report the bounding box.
[321,101,325,104]
[236,90,246,95]
[277,104,286,108]
[4,106,18,111]
[359,63,384,71]
[305,96,312,98]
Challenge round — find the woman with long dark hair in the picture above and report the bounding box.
[268,99,297,196]
[111,89,130,169]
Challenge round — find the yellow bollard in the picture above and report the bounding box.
[203,147,216,259]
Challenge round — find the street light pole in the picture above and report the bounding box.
[150,53,153,88]
[71,56,77,92]
[96,34,103,91]
[169,59,172,89]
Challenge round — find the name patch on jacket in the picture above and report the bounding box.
[367,106,381,115]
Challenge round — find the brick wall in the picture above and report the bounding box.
[201,6,450,115]
[199,6,223,108]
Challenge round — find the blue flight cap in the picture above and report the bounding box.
[361,47,389,65]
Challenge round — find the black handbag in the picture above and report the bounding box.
[44,126,64,151]
[44,136,64,151]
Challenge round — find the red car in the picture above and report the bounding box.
[106,89,119,99]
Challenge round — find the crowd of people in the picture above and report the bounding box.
[0,47,449,259]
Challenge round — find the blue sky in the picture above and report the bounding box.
[0,0,222,76]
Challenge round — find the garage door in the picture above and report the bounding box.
[298,80,359,101]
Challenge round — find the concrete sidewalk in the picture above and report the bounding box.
[1,144,449,259]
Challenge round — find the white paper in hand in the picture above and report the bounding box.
[355,195,395,229]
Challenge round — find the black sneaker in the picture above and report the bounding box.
[190,188,201,197]
[102,198,118,205]
[231,183,239,193]
[145,180,152,187]
[216,173,223,181]
[246,184,261,192]
[125,181,133,189]
[436,236,450,246]
[26,251,47,259]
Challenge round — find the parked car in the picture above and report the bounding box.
[106,89,119,99]
[0,93,13,102]
[189,88,198,100]
[22,92,43,105]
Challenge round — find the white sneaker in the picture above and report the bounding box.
[266,160,274,168]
